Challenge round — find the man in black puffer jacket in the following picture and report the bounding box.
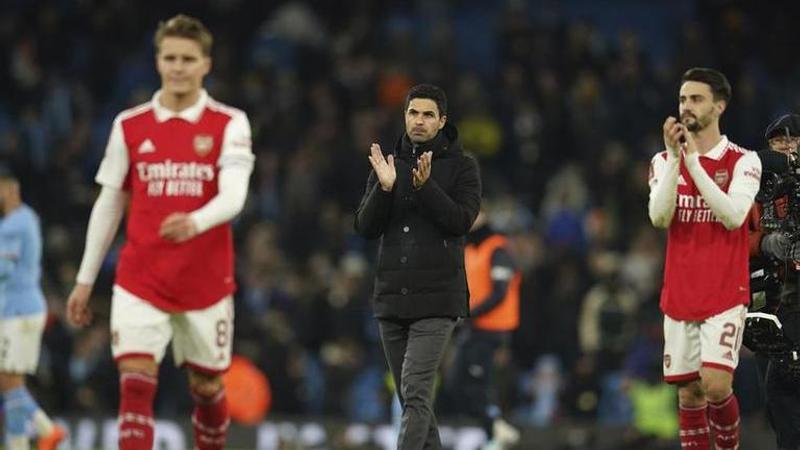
[355,84,481,450]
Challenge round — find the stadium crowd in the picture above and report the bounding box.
[1,0,800,446]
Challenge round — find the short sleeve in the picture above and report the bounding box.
[95,116,130,189]
[218,111,255,170]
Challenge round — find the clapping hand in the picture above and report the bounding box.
[662,117,684,158]
[413,151,432,190]
[368,143,396,192]
[680,125,700,156]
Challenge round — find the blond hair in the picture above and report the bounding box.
[154,14,213,56]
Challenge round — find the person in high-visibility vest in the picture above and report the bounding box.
[445,208,521,450]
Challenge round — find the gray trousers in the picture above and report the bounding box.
[379,317,457,450]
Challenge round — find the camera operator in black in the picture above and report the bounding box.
[748,113,800,449]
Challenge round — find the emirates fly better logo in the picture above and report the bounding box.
[136,159,214,197]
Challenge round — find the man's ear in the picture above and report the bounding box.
[716,100,727,115]
[438,115,447,130]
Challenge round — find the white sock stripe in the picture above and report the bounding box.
[120,372,158,385]
[119,412,155,427]
[119,429,146,439]
[709,418,740,432]
[198,434,227,445]
[679,427,710,436]
[192,415,231,434]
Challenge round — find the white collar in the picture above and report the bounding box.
[152,89,208,123]
[699,135,729,160]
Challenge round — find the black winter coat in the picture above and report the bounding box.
[354,123,482,319]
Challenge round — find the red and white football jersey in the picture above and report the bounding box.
[95,90,252,312]
[651,137,760,321]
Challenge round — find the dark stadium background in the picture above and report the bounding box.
[2,0,800,448]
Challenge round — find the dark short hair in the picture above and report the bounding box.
[765,113,800,140]
[405,84,447,117]
[681,67,732,103]
[154,14,213,56]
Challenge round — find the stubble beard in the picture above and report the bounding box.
[682,113,711,133]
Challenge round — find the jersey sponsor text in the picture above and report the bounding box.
[676,194,720,223]
[136,160,214,197]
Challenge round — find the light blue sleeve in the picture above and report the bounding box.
[0,222,14,279]
[0,240,12,316]
[1,206,46,316]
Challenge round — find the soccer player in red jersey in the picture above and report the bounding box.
[648,67,761,450]
[65,15,254,450]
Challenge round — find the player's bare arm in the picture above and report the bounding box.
[368,143,396,192]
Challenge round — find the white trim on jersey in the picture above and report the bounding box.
[684,140,761,230]
[95,116,130,189]
[152,89,209,123]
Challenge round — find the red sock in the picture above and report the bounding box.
[118,372,157,450]
[708,393,740,450]
[191,386,229,450]
[679,403,711,449]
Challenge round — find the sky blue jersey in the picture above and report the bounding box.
[0,204,46,317]
[0,244,11,315]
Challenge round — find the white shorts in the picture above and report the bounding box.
[663,305,746,383]
[110,285,234,374]
[0,313,46,374]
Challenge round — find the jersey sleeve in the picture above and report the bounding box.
[648,152,680,228]
[218,111,255,170]
[95,115,130,189]
[75,187,127,285]
[685,151,761,230]
[189,111,254,234]
[0,218,23,261]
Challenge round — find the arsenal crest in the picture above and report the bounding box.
[664,354,671,368]
[193,134,214,157]
[714,169,729,187]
